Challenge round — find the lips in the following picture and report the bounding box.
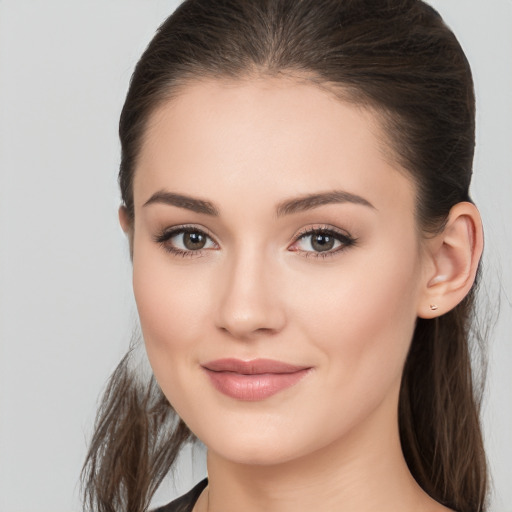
[201,358,312,401]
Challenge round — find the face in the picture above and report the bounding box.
[130,77,429,465]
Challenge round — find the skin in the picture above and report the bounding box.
[121,76,482,512]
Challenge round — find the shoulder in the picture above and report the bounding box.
[152,478,208,512]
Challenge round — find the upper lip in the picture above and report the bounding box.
[202,358,310,374]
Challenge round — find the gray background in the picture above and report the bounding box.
[0,1,510,510]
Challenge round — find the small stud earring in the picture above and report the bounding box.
[429,304,439,311]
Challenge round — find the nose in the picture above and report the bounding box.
[214,248,286,340]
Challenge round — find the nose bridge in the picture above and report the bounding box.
[215,241,285,338]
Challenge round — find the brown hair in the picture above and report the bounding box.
[82,1,488,510]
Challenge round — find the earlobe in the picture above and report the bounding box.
[417,202,483,319]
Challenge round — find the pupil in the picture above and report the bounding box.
[184,232,206,250]
[312,234,334,252]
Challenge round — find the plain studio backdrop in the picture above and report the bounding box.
[0,1,510,511]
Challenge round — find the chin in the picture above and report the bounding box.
[212,443,299,466]
[201,426,323,467]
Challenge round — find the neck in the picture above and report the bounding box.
[200,389,444,512]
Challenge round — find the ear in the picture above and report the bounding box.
[118,205,134,258]
[417,202,483,319]
[118,205,132,234]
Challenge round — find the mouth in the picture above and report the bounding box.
[201,358,312,401]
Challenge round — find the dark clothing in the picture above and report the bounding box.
[152,479,208,512]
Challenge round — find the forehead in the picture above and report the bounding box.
[134,77,416,219]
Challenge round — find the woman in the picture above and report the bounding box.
[82,0,488,511]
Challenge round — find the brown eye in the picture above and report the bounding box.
[290,227,356,257]
[155,227,218,256]
[183,231,207,250]
[310,233,335,252]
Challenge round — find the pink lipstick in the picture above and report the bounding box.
[201,358,312,401]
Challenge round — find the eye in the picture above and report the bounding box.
[289,227,356,258]
[154,226,218,256]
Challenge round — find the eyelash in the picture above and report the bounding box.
[153,224,357,259]
[291,226,357,259]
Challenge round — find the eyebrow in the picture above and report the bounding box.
[142,189,375,216]
[143,190,219,216]
[275,190,375,217]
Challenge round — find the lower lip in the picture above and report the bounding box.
[203,368,311,401]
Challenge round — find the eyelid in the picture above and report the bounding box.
[292,224,352,240]
[153,224,219,257]
[153,223,356,258]
[288,224,357,257]
[153,223,217,242]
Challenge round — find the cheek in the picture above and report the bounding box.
[292,243,421,394]
[131,243,211,375]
